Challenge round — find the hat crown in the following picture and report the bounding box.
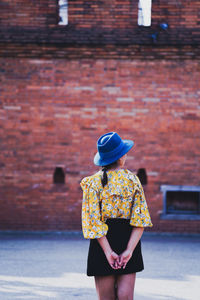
[97,132,122,154]
[94,132,134,166]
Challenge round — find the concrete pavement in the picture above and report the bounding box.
[0,232,199,300]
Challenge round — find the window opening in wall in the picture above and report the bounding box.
[166,191,199,215]
[137,168,148,185]
[53,167,65,184]
[58,0,68,25]
[161,185,200,220]
[138,0,152,26]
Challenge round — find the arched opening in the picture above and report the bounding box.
[53,167,65,184]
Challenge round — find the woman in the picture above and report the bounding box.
[80,132,153,300]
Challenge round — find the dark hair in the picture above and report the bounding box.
[101,161,119,188]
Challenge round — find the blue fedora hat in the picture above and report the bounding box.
[94,132,134,166]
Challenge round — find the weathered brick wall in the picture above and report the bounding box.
[1,0,200,29]
[0,0,200,45]
[0,58,200,232]
[0,0,57,27]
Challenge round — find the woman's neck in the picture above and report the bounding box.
[106,166,125,171]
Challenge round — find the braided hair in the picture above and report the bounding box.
[101,161,119,188]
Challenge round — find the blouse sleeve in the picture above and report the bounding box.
[80,178,108,239]
[130,176,153,228]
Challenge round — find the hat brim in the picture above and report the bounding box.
[94,139,134,166]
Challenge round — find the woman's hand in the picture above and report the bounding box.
[105,248,133,269]
[105,250,120,269]
[118,227,144,269]
[118,249,133,269]
[97,236,121,269]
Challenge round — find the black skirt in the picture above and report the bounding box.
[87,218,144,276]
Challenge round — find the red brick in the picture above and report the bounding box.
[0,1,200,233]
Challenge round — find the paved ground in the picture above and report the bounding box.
[0,232,199,300]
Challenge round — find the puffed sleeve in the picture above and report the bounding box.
[80,177,108,239]
[130,175,153,227]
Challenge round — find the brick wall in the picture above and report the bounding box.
[0,0,200,45]
[0,0,200,232]
[1,0,200,29]
[0,0,57,27]
[0,58,200,232]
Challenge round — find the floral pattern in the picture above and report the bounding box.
[80,169,153,239]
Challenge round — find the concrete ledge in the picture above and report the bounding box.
[0,230,199,239]
[0,230,84,240]
[160,213,200,221]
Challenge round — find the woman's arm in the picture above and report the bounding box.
[97,235,119,269]
[119,227,144,269]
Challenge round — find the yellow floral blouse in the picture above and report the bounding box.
[80,169,153,239]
